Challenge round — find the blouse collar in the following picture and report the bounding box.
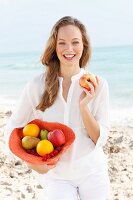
[58,68,85,83]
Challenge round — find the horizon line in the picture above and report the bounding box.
[0,44,133,55]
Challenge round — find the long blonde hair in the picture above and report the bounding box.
[36,16,91,111]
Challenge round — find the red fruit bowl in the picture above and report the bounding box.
[9,119,75,165]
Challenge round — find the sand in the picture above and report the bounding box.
[0,106,133,200]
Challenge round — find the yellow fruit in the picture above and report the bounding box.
[36,140,54,156]
[23,124,40,137]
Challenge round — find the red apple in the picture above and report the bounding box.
[79,73,97,91]
[48,129,66,147]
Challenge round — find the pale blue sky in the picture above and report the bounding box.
[0,0,133,53]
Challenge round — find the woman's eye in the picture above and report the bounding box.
[72,41,79,45]
[58,42,65,45]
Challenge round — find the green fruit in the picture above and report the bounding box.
[40,129,49,140]
[22,136,40,150]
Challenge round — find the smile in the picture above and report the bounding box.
[63,54,75,60]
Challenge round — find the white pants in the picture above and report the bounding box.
[37,171,110,200]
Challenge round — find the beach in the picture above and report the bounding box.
[0,106,133,200]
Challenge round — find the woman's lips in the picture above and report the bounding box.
[63,54,75,60]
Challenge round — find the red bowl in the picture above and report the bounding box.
[9,119,75,165]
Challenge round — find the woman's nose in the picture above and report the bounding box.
[66,44,73,51]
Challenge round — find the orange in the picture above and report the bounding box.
[36,140,54,156]
[23,124,40,137]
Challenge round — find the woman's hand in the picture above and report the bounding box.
[79,76,99,107]
[26,162,56,174]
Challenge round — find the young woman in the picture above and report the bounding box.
[5,16,110,200]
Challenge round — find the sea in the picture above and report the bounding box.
[0,45,133,126]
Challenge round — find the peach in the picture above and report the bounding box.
[79,73,97,91]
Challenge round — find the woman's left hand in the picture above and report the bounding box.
[79,76,100,107]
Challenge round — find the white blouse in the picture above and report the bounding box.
[4,68,110,180]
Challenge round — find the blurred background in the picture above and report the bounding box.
[0,0,133,125]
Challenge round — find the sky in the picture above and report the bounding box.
[0,0,133,53]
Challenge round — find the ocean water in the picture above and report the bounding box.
[0,46,133,125]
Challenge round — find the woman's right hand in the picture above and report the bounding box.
[26,162,56,174]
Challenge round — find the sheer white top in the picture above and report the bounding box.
[4,68,110,180]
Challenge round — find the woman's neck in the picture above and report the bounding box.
[59,66,81,80]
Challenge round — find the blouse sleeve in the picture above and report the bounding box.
[3,73,45,153]
[3,82,35,145]
[94,79,110,148]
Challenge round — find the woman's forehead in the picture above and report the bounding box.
[57,25,82,40]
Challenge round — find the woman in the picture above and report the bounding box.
[5,16,110,200]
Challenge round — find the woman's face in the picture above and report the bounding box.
[56,25,83,68]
